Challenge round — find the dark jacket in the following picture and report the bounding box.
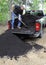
[13,5,23,16]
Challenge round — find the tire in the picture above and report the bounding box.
[39,33,43,38]
[38,23,44,38]
[39,28,44,38]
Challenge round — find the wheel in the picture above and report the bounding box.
[38,28,44,38]
[39,33,43,38]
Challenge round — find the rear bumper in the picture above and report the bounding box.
[12,29,40,38]
[33,32,40,37]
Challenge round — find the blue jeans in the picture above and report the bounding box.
[17,14,22,27]
[11,12,21,28]
[11,12,16,29]
[17,21,21,27]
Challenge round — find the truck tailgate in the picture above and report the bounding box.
[12,27,35,35]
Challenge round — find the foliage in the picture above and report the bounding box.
[0,0,46,24]
[0,0,9,24]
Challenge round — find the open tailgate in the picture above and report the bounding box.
[12,27,35,35]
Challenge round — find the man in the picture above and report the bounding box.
[11,4,16,29]
[11,4,25,29]
[17,5,25,29]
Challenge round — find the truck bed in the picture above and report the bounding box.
[12,14,38,35]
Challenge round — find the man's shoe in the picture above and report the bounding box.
[17,26,21,29]
[12,27,14,29]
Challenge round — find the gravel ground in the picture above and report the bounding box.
[0,26,46,65]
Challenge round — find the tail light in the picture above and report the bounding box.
[35,22,41,31]
[8,21,11,29]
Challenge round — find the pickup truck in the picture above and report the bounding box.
[8,10,46,38]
